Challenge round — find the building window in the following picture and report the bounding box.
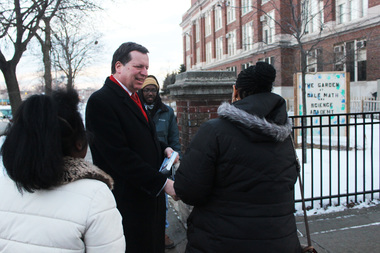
[227,66,237,74]
[186,55,191,69]
[261,0,269,5]
[215,7,222,31]
[196,47,201,64]
[261,10,275,44]
[227,0,236,24]
[227,30,236,56]
[302,0,324,34]
[307,48,323,72]
[337,3,344,24]
[185,33,190,51]
[348,0,353,21]
[317,48,324,72]
[241,0,252,15]
[206,42,212,64]
[258,56,275,65]
[336,0,368,25]
[196,21,200,42]
[357,40,367,81]
[333,40,367,81]
[216,36,223,61]
[242,22,253,51]
[334,44,345,71]
[241,62,252,70]
[205,12,212,36]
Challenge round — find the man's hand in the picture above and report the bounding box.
[164,179,179,201]
[164,147,180,164]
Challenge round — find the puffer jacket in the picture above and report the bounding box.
[174,92,302,253]
[0,157,125,253]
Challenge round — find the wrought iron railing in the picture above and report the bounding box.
[290,112,380,209]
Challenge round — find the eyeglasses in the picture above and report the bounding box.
[143,88,157,94]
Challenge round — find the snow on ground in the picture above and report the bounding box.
[294,117,380,216]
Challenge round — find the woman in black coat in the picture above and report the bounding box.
[174,62,302,253]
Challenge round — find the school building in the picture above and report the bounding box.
[180,0,380,99]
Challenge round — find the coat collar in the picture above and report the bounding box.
[217,101,292,142]
[62,157,114,190]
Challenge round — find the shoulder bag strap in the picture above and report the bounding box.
[290,135,315,251]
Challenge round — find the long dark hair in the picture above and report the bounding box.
[1,89,86,193]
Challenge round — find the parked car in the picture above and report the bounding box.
[0,105,11,136]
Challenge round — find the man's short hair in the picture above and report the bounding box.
[111,42,149,74]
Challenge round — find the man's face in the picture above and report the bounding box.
[142,84,158,105]
[115,51,149,93]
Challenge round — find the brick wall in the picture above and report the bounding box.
[168,70,235,150]
[167,69,235,225]
[176,99,221,154]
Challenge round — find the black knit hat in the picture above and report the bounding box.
[235,62,276,95]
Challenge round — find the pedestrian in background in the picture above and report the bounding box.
[138,75,182,249]
[174,62,302,252]
[86,42,178,253]
[0,89,125,252]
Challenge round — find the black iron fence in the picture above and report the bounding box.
[290,112,380,209]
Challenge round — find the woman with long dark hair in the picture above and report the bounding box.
[0,89,125,252]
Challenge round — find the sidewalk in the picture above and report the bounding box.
[297,204,380,252]
[165,200,187,253]
[165,201,380,253]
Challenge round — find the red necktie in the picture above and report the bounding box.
[131,93,148,122]
[131,93,139,103]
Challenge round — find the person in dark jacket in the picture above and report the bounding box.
[174,62,302,253]
[138,75,181,157]
[85,42,178,253]
[138,75,182,249]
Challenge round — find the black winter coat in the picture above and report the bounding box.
[86,77,167,253]
[174,92,302,253]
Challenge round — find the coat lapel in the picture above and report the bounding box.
[106,79,150,126]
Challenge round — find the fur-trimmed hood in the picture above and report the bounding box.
[217,99,292,142]
[62,157,114,190]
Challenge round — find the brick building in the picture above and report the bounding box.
[181,0,380,99]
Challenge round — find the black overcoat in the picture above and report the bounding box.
[85,77,167,253]
[174,92,302,253]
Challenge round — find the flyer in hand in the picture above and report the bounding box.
[159,151,178,176]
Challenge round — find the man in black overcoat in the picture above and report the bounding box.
[85,42,178,253]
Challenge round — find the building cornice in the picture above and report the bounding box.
[180,0,219,28]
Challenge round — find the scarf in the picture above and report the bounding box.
[61,157,114,190]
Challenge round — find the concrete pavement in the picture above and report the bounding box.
[165,199,187,253]
[296,204,380,252]
[165,200,380,253]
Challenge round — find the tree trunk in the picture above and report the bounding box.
[1,62,22,116]
[42,18,53,96]
[67,75,73,90]
[67,62,73,90]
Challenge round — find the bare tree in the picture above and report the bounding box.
[246,0,335,161]
[34,0,64,95]
[35,0,101,94]
[51,16,102,90]
[0,0,53,115]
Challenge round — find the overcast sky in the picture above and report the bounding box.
[0,0,191,90]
